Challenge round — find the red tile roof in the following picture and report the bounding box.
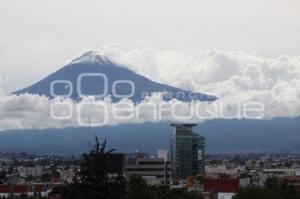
[0,184,45,193]
[203,178,239,193]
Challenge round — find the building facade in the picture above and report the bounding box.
[126,157,170,185]
[107,153,126,174]
[17,166,45,177]
[171,124,205,179]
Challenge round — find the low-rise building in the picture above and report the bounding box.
[203,178,239,199]
[126,157,170,185]
[17,166,44,177]
[59,169,75,183]
[0,184,50,198]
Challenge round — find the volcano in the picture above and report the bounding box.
[13,50,216,102]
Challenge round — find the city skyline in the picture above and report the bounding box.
[1,1,300,198]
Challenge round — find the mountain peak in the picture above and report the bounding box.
[14,50,216,102]
[68,50,112,65]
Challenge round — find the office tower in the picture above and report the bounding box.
[171,124,205,179]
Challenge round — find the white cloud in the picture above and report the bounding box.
[0,47,299,131]
[97,46,300,118]
[0,93,190,131]
[0,92,267,131]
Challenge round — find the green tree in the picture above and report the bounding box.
[279,180,298,199]
[128,175,156,199]
[234,177,299,199]
[233,186,280,199]
[265,177,298,199]
[61,137,127,199]
[128,175,203,199]
[152,186,203,199]
[0,170,7,184]
[265,177,280,191]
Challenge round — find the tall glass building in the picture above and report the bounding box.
[171,124,205,179]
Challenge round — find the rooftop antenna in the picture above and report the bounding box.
[88,115,92,151]
[88,116,91,130]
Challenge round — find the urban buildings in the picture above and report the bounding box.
[3,128,300,199]
[171,124,205,179]
[2,151,300,198]
[126,152,170,185]
[125,123,206,185]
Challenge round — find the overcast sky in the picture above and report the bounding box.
[0,0,300,91]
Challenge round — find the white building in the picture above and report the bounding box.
[126,157,170,185]
[17,166,44,177]
[60,169,75,183]
[157,149,168,162]
[205,165,239,178]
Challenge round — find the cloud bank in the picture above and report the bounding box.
[98,47,300,118]
[0,47,300,131]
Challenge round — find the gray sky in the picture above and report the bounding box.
[0,0,300,91]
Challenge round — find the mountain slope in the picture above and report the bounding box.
[0,118,299,155]
[13,51,216,102]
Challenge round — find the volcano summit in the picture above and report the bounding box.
[14,50,216,103]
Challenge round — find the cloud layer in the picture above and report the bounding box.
[0,47,300,131]
[98,47,300,118]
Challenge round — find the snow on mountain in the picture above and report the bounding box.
[13,51,216,102]
[68,50,112,65]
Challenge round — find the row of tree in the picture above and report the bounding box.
[234,177,299,199]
